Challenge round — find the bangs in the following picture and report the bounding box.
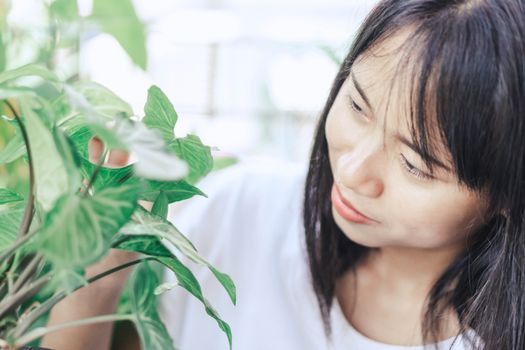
[305,0,525,347]
[371,8,507,200]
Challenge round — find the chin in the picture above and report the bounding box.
[332,208,384,248]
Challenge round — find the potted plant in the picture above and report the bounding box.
[0,1,236,349]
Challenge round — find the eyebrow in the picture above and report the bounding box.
[350,70,373,112]
[350,70,452,174]
[395,133,452,173]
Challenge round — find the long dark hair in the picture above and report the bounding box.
[303,1,525,349]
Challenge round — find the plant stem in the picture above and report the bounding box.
[56,112,80,127]
[86,256,155,284]
[10,257,154,339]
[0,274,51,320]
[0,228,39,264]
[15,313,135,347]
[3,100,35,239]
[84,147,108,196]
[110,235,130,249]
[12,254,43,293]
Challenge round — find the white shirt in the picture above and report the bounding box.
[159,157,482,350]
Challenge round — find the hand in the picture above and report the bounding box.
[40,136,147,350]
[88,136,153,211]
[85,136,142,282]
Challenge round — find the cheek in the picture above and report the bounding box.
[325,104,350,150]
[388,189,485,248]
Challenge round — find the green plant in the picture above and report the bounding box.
[0,64,236,350]
[0,2,237,348]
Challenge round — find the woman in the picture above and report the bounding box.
[42,0,525,349]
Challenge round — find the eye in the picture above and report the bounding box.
[399,153,433,181]
[348,97,363,114]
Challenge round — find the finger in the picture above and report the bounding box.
[88,136,105,164]
[106,149,129,168]
[138,200,153,212]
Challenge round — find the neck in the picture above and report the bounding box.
[365,242,466,295]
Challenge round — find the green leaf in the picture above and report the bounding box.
[49,0,79,21]
[45,268,88,296]
[57,82,131,129]
[151,191,168,219]
[119,208,236,306]
[143,86,177,142]
[153,282,177,295]
[0,133,26,164]
[120,207,198,253]
[129,261,176,350]
[0,64,60,85]
[87,122,128,150]
[53,128,83,192]
[114,235,172,258]
[0,189,23,204]
[212,155,239,172]
[71,81,133,120]
[0,201,25,251]
[0,86,38,100]
[139,179,206,203]
[0,32,5,73]
[21,98,73,211]
[80,156,136,192]
[67,125,93,158]
[207,265,237,305]
[167,134,213,185]
[34,184,138,268]
[158,256,233,350]
[115,234,233,350]
[91,0,147,70]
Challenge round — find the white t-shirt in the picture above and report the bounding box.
[158,157,482,350]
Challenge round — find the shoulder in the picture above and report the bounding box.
[164,156,307,265]
[167,155,307,237]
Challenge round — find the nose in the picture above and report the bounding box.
[336,141,385,198]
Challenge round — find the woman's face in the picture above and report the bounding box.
[325,33,489,251]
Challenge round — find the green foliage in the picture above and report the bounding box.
[143,85,178,142]
[0,189,23,204]
[49,0,79,22]
[0,64,60,86]
[129,261,176,350]
[21,98,76,212]
[91,0,148,70]
[0,2,238,348]
[139,179,207,203]
[0,132,26,165]
[33,184,139,269]
[142,86,214,185]
[212,155,240,172]
[168,135,214,185]
[118,208,237,306]
[0,116,29,195]
[0,201,24,251]
[158,256,233,350]
[152,191,169,220]
[115,232,234,350]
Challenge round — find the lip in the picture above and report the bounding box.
[331,184,376,224]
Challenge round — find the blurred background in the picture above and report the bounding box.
[0,0,378,191]
[77,0,377,164]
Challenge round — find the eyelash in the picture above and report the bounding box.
[348,96,364,115]
[399,153,433,181]
[347,95,433,182]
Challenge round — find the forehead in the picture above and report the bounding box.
[350,29,413,126]
[347,29,452,168]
